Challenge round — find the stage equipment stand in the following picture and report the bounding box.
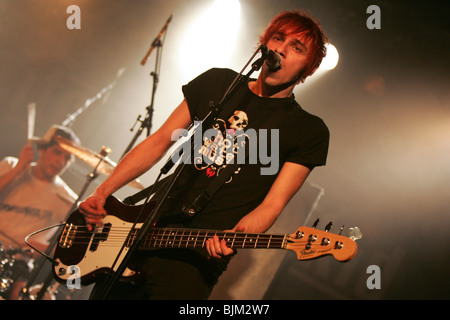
[120,14,173,160]
[62,68,125,128]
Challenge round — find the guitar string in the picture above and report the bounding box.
[57,233,340,249]
[59,224,316,238]
[59,228,289,247]
[61,235,289,245]
[61,229,287,239]
[61,224,342,236]
[59,227,341,237]
[61,230,287,238]
[59,226,289,239]
[60,239,287,247]
[58,225,346,248]
[55,241,338,251]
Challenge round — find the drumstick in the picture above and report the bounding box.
[27,102,36,142]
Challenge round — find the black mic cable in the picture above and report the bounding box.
[24,223,66,266]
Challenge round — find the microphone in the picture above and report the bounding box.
[260,45,281,70]
[141,14,173,66]
[266,49,281,70]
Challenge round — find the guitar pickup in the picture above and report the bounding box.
[125,228,139,248]
[89,223,111,252]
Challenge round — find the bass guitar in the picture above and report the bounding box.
[52,196,358,285]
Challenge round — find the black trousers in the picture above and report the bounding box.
[89,249,228,300]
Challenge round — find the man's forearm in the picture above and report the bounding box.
[95,132,172,197]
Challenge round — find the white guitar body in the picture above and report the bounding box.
[54,214,139,284]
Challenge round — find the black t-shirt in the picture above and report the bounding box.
[160,68,329,230]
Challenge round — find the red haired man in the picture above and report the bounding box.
[81,10,330,300]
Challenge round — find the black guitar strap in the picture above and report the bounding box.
[123,174,171,205]
[181,158,242,217]
[123,152,244,217]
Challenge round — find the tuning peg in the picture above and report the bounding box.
[348,227,362,241]
[325,221,333,232]
[312,218,319,229]
[339,225,344,235]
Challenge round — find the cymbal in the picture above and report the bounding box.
[54,136,144,190]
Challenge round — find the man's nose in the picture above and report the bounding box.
[57,154,71,166]
[274,43,287,58]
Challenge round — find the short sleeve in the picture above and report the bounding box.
[285,115,330,169]
[182,68,239,121]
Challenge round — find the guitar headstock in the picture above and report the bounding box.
[285,220,359,262]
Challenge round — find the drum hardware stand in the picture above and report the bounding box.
[62,68,125,128]
[20,147,111,300]
[92,44,269,300]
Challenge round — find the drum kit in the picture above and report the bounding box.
[53,135,144,190]
[0,244,20,299]
[0,121,145,300]
[0,243,72,300]
[0,244,53,300]
[2,31,164,299]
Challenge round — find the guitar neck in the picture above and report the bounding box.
[128,228,288,250]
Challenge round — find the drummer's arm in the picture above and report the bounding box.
[0,144,34,193]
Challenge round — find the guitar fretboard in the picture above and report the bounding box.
[126,228,288,250]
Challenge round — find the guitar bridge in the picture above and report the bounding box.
[59,223,77,249]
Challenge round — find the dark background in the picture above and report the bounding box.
[1,0,448,299]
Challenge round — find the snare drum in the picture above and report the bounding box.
[0,243,34,299]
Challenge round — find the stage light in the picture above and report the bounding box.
[179,0,242,80]
[320,43,339,71]
[294,43,339,92]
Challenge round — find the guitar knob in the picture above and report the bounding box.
[321,238,330,245]
[335,241,344,249]
[296,231,304,239]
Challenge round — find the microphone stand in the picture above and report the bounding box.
[120,30,166,160]
[92,45,268,300]
[20,148,111,300]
